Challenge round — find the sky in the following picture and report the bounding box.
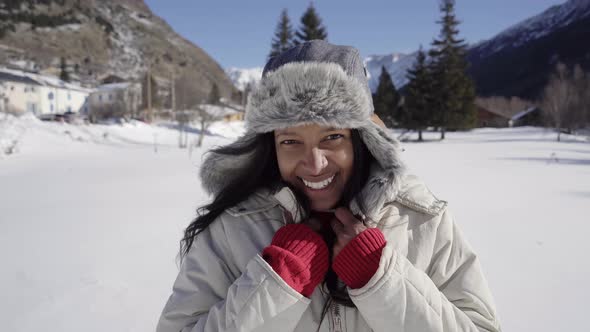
[143,0,567,69]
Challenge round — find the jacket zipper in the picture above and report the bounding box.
[330,302,344,332]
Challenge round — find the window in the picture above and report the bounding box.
[108,94,112,100]
[67,106,72,112]
[48,92,54,100]
[50,104,54,112]
[31,87,35,92]
[99,95,103,101]
[67,92,71,100]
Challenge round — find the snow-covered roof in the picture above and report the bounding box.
[0,71,42,86]
[511,107,539,121]
[0,67,94,93]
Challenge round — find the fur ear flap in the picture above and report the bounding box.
[199,132,258,195]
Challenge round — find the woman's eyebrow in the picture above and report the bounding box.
[275,131,297,137]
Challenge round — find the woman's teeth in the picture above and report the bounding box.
[301,175,335,190]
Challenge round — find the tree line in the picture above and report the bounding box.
[269,1,475,141]
[268,0,590,142]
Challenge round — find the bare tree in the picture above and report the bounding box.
[572,65,590,129]
[540,62,583,141]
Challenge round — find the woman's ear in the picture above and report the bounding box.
[371,114,386,129]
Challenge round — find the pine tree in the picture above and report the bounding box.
[59,57,70,82]
[269,9,295,59]
[404,47,433,141]
[428,0,476,139]
[208,83,220,105]
[295,2,328,44]
[373,66,401,127]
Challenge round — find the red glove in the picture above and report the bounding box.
[262,224,329,297]
[332,228,386,289]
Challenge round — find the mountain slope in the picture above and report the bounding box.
[467,0,590,99]
[0,0,238,100]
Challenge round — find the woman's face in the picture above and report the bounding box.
[274,124,354,211]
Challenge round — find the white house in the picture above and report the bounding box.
[0,68,93,116]
[86,82,141,119]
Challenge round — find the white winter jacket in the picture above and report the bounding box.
[157,174,501,332]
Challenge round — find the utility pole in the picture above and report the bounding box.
[147,65,152,122]
[171,71,176,113]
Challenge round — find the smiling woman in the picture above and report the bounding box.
[156,40,501,332]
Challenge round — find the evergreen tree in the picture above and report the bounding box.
[269,9,295,59]
[208,83,221,105]
[373,66,401,128]
[428,0,476,139]
[295,3,327,44]
[59,57,70,82]
[404,47,433,141]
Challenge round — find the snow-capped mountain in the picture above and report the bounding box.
[226,54,419,94]
[467,0,590,98]
[364,53,417,92]
[471,0,590,57]
[225,67,263,91]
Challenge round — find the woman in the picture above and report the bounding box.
[157,40,501,332]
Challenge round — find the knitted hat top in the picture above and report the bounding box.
[200,40,406,220]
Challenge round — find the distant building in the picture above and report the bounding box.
[0,68,92,115]
[477,105,511,127]
[87,82,141,120]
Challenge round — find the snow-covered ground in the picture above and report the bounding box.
[1,115,589,331]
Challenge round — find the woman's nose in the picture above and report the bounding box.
[303,147,328,175]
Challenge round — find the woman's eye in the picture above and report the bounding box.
[280,139,298,145]
[324,134,344,141]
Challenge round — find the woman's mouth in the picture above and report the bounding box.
[299,174,336,190]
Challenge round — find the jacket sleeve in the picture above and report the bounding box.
[348,208,501,332]
[156,214,311,332]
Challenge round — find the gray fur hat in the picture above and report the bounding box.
[201,40,405,217]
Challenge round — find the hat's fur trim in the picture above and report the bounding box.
[246,62,372,132]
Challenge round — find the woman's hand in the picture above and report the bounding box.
[330,207,367,258]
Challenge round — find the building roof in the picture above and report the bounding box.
[511,106,539,121]
[96,82,132,91]
[0,67,94,93]
[0,71,42,86]
[477,105,511,119]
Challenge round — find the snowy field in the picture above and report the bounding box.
[1,114,589,331]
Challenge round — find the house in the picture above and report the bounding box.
[87,82,141,120]
[476,105,511,127]
[0,68,92,116]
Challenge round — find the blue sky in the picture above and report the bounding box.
[144,0,566,69]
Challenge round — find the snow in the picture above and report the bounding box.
[1,115,589,331]
[129,11,154,27]
[225,67,263,91]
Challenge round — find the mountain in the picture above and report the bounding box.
[365,0,590,99]
[225,67,263,91]
[467,0,590,99]
[364,52,417,92]
[227,54,418,94]
[0,0,238,102]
